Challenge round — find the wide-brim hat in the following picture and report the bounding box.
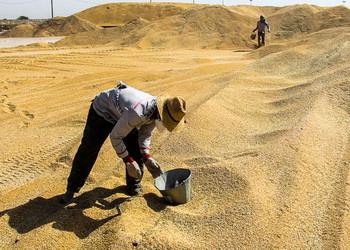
[156,96,186,132]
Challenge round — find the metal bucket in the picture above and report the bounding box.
[154,168,192,204]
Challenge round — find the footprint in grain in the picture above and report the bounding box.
[7,103,16,112]
[21,110,35,120]
[0,94,8,103]
[1,102,16,114]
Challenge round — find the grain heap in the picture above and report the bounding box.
[2,15,99,37]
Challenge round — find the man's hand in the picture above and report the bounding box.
[123,156,142,179]
[143,154,163,178]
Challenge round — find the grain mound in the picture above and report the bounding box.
[56,17,149,47]
[313,6,350,30]
[1,23,36,37]
[229,5,280,18]
[250,26,350,76]
[35,15,100,36]
[58,6,256,49]
[58,4,350,49]
[269,5,350,39]
[76,3,191,27]
[133,5,256,49]
[2,15,99,37]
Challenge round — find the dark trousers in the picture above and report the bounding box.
[67,104,144,192]
[258,31,265,47]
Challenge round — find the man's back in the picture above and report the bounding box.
[257,20,268,33]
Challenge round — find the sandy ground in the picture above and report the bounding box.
[0,43,349,249]
[0,37,64,49]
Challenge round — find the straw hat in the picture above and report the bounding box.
[156,96,186,132]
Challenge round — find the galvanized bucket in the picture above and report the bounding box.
[154,168,192,204]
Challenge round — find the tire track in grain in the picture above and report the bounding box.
[0,136,78,191]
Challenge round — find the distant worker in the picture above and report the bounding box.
[60,81,186,204]
[252,15,270,47]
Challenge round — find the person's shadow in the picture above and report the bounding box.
[0,186,132,239]
[143,193,167,212]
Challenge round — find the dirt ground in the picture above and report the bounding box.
[0,41,349,249]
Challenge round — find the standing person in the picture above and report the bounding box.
[60,81,186,204]
[252,15,270,47]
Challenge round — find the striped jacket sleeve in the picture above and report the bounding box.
[110,109,143,158]
[138,121,156,155]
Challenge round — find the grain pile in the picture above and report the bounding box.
[4,3,350,49]
[269,5,350,39]
[128,5,255,49]
[229,5,280,18]
[76,3,191,27]
[2,15,99,37]
[250,26,350,75]
[56,3,350,48]
[58,5,256,49]
[0,3,349,250]
[1,23,36,37]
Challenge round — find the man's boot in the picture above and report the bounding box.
[127,185,143,196]
[59,190,75,205]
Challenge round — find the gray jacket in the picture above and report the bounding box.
[92,81,156,158]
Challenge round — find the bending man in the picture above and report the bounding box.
[60,81,186,204]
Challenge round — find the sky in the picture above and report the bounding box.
[0,0,348,19]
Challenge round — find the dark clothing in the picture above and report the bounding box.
[67,104,144,193]
[253,18,269,47]
[254,20,269,33]
[123,128,144,189]
[258,31,265,47]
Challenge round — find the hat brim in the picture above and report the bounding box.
[156,96,184,132]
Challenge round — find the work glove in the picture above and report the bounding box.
[143,154,163,178]
[123,156,142,180]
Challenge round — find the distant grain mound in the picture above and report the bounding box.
[2,23,36,37]
[34,15,100,36]
[269,5,350,39]
[268,4,320,39]
[313,6,350,30]
[59,4,350,49]
[58,5,256,49]
[250,26,350,76]
[133,6,256,49]
[55,17,148,47]
[229,5,280,18]
[76,3,191,27]
[2,15,99,37]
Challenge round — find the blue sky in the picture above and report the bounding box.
[0,0,348,19]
